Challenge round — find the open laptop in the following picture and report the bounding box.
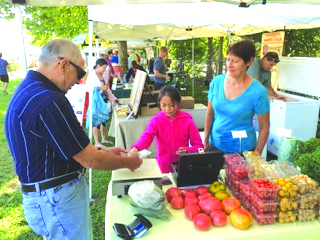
[172,150,225,187]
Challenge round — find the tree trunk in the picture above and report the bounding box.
[118,41,128,74]
[206,37,214,80]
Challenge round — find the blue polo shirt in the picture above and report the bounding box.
[5,70,90,183]
[154,56,166,84]
[208,74,270,153]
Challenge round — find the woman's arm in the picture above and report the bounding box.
[204,100,214,151]
[255,112,270,155]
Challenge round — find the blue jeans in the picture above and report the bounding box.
[22,174,93,240]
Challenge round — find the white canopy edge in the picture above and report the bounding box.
[7,0,320,7]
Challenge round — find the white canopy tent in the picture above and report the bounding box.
[88,3,320,41]
[7,0,320,7]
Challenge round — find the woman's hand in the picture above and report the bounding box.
[100,85,108,91]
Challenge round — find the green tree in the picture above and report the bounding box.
[0,0,15,19]
[23,6,88,46]
[0,1,88,47]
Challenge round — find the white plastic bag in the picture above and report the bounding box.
[128,180,172,221]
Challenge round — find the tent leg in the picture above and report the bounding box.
[14,4,28,78]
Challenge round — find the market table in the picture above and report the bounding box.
[105,177,320,240]
[108,102,207,156]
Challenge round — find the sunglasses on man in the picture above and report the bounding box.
[58,57,86,80]
[266,57,280,64]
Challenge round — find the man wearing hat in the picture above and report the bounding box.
[248,52,286,101]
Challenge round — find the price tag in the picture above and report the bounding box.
[276,128,292,138]
[231,130,247,139]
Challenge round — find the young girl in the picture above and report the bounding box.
[86,58,118,149]
[129,85,204,173]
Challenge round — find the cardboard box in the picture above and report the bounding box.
[140,103,159,116]
[180,96,194,109]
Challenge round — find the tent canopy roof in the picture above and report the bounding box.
[88,3,320,41]
[7,0,320,6]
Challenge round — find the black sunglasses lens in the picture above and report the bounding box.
[77,69,86,80]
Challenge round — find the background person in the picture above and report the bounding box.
[86,58,119,149]
[106,50,120,87]
[5,39,142,240]
[247,51,287,101]
[154,46,170,90]
[125,60,151,83]
[0,52,12,94]
[129,85,203,173]
[111,49,119,64]
[204,39,270,155]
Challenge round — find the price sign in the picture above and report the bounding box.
[231,130,248,139]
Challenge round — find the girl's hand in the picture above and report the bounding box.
[128,147,139,156]
[176,147,187,154]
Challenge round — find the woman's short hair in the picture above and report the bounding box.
[227,39,256,64]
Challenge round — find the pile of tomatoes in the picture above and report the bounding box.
[166,186,252,231]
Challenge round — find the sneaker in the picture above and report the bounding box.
[95,143,107,149]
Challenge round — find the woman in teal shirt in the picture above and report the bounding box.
[204,39,270,154]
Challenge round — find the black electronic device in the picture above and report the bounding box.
[172,150,225,187]
[113,214,152,239]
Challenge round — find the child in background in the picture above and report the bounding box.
[129,85,204,173]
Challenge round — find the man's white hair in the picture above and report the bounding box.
[38,39,82,66]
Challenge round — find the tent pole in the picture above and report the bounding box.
[88,20,94,201]
[14,4,27,78]
[192,39,194,98]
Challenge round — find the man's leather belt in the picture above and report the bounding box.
[21,170,85,193]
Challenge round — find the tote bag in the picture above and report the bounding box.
[86,87,110,129]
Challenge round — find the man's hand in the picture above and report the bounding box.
[165,75,170,80]
[126,152,143,172]
[108,147,128,156]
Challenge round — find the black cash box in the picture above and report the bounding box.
[172,150,225,187]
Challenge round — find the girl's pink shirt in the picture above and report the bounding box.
[132,110,204,173]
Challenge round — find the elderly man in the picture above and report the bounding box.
[247,52,286,101]
[5,39,142,240]
[154,46,170,90]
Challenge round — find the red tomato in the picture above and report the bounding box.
[210,210,228,227]
[196,186,208,195]
[199,197,224,214]
[166,187,182,202]
[193,213,212,231]
[184,204,201,221]
[182,189,197,198]
[222,197,241,215]
[184,196,199,206]
[170,196,184,209]
[198,192,213,201]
